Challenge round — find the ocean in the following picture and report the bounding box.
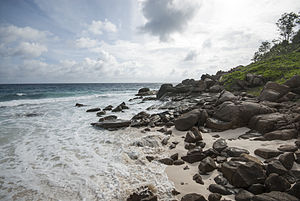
[0,83,174,200]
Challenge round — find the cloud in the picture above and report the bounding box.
[140,0,199,41]
[184,50,198,61]
[75,37,100,48]
[0,25,50,43]
[13,42,48,58]
[88,19,117,35]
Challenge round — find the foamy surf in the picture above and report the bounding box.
[0,83,173,200]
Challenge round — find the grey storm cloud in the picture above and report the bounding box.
[140,0,199,41]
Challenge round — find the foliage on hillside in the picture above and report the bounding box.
[222,51,300,89]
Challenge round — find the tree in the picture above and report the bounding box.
[276,12,300,42]
[252,41,271,62]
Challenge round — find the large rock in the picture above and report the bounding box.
[214,101,275,127]
[266,160,288,176]
[220,161,241,185]
[245,73,265,87]
[198,157,217,174]
[185,131,202,143]
[91,120,131,130]
[252,191,299,201]
[259,82,290,102]
[216,90,238,105]
[279,152,295,170]
[209,84,224,93]
[265,173,291,192]
[231,162,266,188]
[156,84,175,99]
[235,189,254,201]
[249,113,286,134]
[288,182,300,199]
[175,109,208,131]
[264,129,298,140]
[213,138,228,152]
[206,118,232,131]
[254,148,282,159]
[181,193,207,201]
[208,184,232,195]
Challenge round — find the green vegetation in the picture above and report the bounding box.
[222,12,300,93]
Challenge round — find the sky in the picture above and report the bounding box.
[0,0,300,83]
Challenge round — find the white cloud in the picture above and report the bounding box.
[75,37,100,48]
[88,19,117,35]
[13,42,48,58]
[0,25,50,43]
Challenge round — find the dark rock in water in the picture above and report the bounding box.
[213,138,227,152]
[96,111,106,117]
[193,173,204,185]
[231,162,266,188]
[161,136,170,145]
[158,158,173,165]
[174,159,185,165]
[214,175,228,186]
[278,145,298,152]
[235,189,254,201]
[208,184,232,195]
[198,157,217,174]
[223,147,249,157]
[138,87,150,94]
[248,184,266,195]
[175,109,208,131]
[279,153,295,170]
[252,191,299,201]
[86,107,101,112]
[112,105,123,112]
[254,148,282,159]
[288,181,300,199]
[146,156,155,162]
[265,173,291,192]
[266,160,288,175]
[249,113,286,134]
[99,115,117,122]
[264,129,298,141]
[208,193,221,201]
[75,103,86,107]
[24,113,40,117]
[127,186,157,201]
[91,120,131,130]
[103,105,113,111]
[181,193,207,201]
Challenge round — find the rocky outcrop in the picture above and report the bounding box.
[136,88,157,96]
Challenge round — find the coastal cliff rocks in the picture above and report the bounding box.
[136,87,157,96]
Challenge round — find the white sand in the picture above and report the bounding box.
[164,126,299,200]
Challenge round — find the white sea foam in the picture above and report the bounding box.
[0,91,173,200]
